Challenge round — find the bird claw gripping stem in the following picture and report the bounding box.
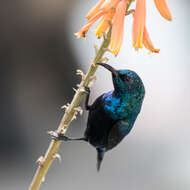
[47,130,59,139]
[48,130,70,141]
[48,104,84,143]
[48,130,84,142]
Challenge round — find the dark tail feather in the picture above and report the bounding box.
[96,148,105,172]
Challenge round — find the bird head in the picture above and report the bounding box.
[96,63,145,95]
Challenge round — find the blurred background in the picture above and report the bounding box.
[0,0,190,190]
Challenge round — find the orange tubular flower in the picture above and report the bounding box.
[132,0,146,50]
[95,10,115,38]
[132,0,161,53]
[143,27,160,53]
[154,0,172,21]
[75,0,123,44]
[110,0,127,56]
[76,0,172,55]
[101,0,121,12]
[75,10,105,38]
[94,0,121,39]
[86,0,106,20]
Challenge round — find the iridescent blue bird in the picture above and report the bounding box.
[51,63,145,171]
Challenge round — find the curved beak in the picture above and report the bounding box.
[96,63,119,77]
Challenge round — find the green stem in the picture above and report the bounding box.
[28,28,111,190]
[28,0,134,188]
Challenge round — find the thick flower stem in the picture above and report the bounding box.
[28,28,112,190]
[29,0,135,188]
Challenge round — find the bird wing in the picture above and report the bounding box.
[106,119,132,150]
[84,94,115,147]
[84,94,104,137]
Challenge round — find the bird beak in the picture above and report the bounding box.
[96,63,119,77]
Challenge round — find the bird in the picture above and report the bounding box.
[50,63,145,171]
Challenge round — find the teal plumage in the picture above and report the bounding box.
[103,69,145,121]
[50,63,145,171]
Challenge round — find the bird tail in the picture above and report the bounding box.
[96,148,105,172]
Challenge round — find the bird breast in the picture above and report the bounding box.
[103,91,132,120]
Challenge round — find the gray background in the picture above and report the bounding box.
[0,0,190,190]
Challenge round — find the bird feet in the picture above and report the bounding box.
[48,130,71,141]
[48,130,87,142]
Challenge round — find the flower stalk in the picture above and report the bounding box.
[28,27,112,190]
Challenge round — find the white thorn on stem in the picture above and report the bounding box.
[36,156,45,167]
[91,61,96,67]
[76,69,85,81]
[42,177,45,183]
[71,106,83,121]
[47,130,57,137]
[61,103,70,113]
[74,106,83,115]
[53,153,62,163]
[71,114,77,121]
[73,88,78,93]
[79,87,86,93]
[60,127,67,134]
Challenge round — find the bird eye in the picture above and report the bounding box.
[120,75,133,82]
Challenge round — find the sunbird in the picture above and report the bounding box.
[51,63,145,171]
